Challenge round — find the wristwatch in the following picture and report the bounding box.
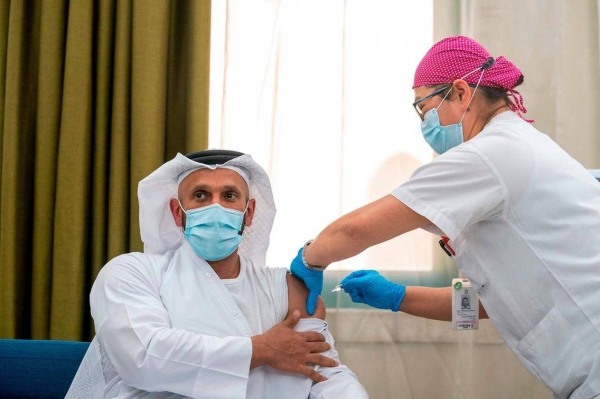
[301,240,327,271]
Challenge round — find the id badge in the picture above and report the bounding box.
[452,278,479,330]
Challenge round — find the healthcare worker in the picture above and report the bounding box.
[290,36,600,399]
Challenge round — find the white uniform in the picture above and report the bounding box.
[90,240,368,399]
[393,111,600,399]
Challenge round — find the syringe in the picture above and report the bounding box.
[330,284,343,293]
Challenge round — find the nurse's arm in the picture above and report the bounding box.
[399,286,489,321]
[302,194,490,321]
[304,195,429,267]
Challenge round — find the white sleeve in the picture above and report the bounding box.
[91,254,252,399]
[391,147,506,240]
[293,319,369,399]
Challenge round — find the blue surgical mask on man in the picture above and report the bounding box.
[179,201,248,261]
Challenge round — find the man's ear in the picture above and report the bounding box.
[244,198,256,227]
[169,198,184,227]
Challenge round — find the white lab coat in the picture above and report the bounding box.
[90,240,368,399]
[393,111,600,399]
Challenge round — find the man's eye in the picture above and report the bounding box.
[225,192,237,199]
[194,192,206,199]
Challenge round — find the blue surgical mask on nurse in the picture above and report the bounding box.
[420,87,468,155]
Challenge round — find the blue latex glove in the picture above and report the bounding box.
[290,247,323,316]
[340,270,406,312]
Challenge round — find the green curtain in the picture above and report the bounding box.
[0,0,211,341]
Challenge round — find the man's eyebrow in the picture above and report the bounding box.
[187,183,243,193]
[188,183,211,193]
[222,184,243,193]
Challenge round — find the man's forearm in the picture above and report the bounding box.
[249,334,271,369]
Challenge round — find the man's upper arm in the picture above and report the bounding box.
[286,273,326,319]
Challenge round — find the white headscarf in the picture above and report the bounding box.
[137,152,276,267]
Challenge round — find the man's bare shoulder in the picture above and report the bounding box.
[285,273,326,320]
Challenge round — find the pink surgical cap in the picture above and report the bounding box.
[414,36,532,122]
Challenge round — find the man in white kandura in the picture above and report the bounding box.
[67,149,368,399]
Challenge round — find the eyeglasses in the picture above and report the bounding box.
[412,58,496,122]
[412,85,451,121]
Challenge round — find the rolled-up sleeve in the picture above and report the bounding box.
[293,319,369,399]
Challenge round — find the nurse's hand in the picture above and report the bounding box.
[250,310,337,382]
[341,270,406,312]
[290,247,323,316]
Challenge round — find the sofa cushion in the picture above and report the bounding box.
[0,339,89,399]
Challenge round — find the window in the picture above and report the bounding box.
[210,0,435,273]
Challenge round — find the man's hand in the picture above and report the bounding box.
[290,247,323,316]
[250,310,337,382]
